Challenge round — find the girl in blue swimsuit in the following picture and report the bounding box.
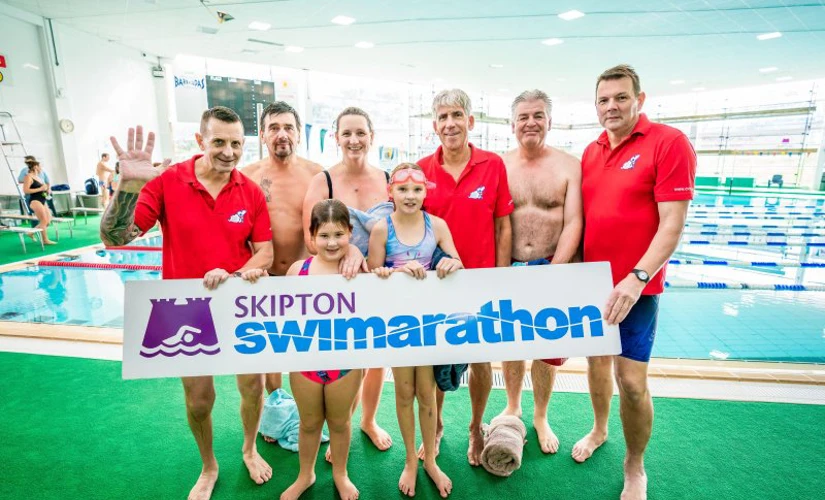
[282,199,363,500]
[367,163,463,498]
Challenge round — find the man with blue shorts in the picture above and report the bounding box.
[574,65,696,500]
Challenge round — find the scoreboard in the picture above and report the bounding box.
[205,75,276,136]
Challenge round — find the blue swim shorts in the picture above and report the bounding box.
[618,295,660,363]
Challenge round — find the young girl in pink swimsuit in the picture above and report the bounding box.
[367,163,463,498]
[281,199,362,500]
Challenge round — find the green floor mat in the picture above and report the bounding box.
[0,215,104,266]
[1,352,823,499]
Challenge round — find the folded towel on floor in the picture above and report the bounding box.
[480,415,527,477]
[259,388,329,452]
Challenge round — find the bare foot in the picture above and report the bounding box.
[498,405,522,418]
[398,461,417,497]
[188,467,219,500]
[262,433,276,444]
[280,473,316,500]
[423,462,452,498]
[534,417,559,454]
[333,473,360,500]
[466,427,484,467]
[44,240,57,245]
[361,421,392,451]
[571,430,607,463]
[621,462,647,500]
[325,445,332,464]
[243,451,272,485]
[417,425,443,460]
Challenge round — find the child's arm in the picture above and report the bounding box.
[432,216,464,278]
[367,219,389,271]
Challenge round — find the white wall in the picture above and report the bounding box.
[0,10,63,196]
[53,23,164,190]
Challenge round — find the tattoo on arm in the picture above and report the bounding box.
[260,178,272,202]
[100,191,142,247]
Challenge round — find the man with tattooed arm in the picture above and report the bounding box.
[240,101,323,393]
[100,106,274,500]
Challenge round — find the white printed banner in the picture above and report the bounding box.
[123,263,621,379]
[173,73,208,123]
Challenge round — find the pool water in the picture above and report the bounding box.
[1,199,824,364]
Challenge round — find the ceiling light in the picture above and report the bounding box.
[558,10,585,21]
[691,87,706,92]
[759,66,778,73]
[490,64,504,69]
[248,38,283,47]
[331,15,355,25]
[23,63,40,70]
[354,41,374,49]
[541,38,564,46]
[284,45,304,53]
[248,21,271,31]
[670,80,685,85]
[776,76,793,82]
[197,25,219,35]
[756,32,782,41]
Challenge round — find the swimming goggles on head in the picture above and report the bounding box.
[389,168,436,189]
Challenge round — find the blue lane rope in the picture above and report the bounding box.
[665,281,821,291]
[669,259,825,268]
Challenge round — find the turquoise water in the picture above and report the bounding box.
[1,202,824,363]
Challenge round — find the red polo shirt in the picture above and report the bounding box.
[582,114,696,294]
[134,155,273,279]
[418,144,514,269]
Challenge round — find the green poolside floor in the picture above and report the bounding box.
[1,353,823,499]
[0,214,104,266]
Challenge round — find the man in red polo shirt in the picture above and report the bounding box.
[572,65,695,500]
[417,88,513,466]
[100,107,274,500]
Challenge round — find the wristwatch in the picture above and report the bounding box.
[631,268,650,283]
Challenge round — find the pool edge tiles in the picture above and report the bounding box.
[0,321,121,344]
[556,357,825,386]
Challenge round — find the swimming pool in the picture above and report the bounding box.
[1,199,824,364]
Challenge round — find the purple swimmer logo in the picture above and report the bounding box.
[140,298,221,358]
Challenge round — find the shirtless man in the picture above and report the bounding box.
[96,153,115,205]
[500,89,582,455]
[242,101,323,393]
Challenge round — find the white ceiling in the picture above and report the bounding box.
[4,0,825,101]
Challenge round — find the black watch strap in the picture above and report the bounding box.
[632,268,650,283]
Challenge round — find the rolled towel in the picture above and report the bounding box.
[480,415,527,477]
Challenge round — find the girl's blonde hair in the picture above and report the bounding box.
[389,162,423,178]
